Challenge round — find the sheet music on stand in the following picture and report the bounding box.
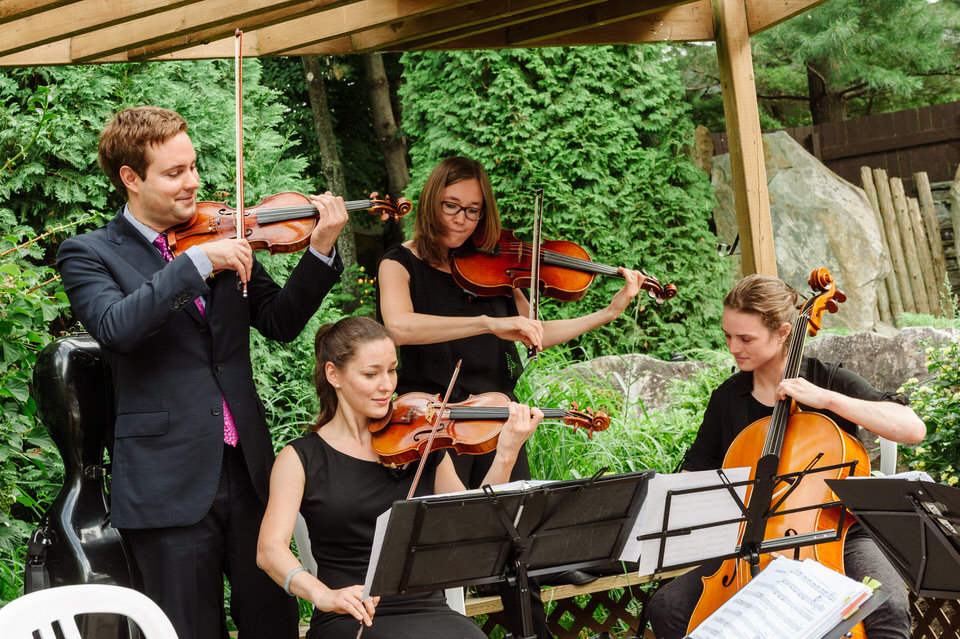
[620,468,750,574]
[828,474,960,598]
[363,470,652,601]
[683,555,885,639]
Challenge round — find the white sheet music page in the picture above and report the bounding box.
[684,556,873,639]
[362,508,392,599]
[620,468,750,574]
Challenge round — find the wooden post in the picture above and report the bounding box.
[908,196,940,317]
[914,171,952,318]
[860,166,897,323]
[713,0,776,277]
[891,177,930,315]
[951,165,960,293]
[873,168,916,315]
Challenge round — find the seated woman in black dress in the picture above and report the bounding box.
[646,274,926,639]
[257,316,543,639]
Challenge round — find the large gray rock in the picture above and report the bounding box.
[572,327,953,418]
[712,132,887,331]
[574,353,708,413]
[805,326,954,392]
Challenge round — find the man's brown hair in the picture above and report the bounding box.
[98,106,188,195]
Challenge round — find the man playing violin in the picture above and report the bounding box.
[57,105,348,639]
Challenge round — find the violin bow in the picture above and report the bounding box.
[357,362,462,638]
[527,189,544,359]
[405,360,462,499]
[234,29,247,297]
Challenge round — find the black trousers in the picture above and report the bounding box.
[123,443,298,639]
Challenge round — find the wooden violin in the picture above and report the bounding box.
[368,391,610,466]
[451,229,677,304]
[166,192,411,257]
[687,268,869,638]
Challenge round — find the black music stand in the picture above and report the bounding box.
[365,470,652,639]
[827,477,960,598]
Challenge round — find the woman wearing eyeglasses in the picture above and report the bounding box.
[376,155,644,483]
[376,156,644,638]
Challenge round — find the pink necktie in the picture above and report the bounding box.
[154,234,239,447]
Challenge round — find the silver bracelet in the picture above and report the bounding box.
[283,566,309,596]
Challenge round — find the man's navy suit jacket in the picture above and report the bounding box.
[57,211,341,529]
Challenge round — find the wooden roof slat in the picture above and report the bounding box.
[66,0,352,62]
[0,0,203,57]
[397,0,714,50]
[347,0,607,52]
[251,0,476,56]
[0,0,81,24]
[499,0,692,45]
[746,0,830,34]
[126,0,350,59]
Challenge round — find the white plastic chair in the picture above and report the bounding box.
[292,514,467,614]
[0,583,178,639]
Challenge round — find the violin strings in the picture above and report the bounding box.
[497,241,622,276]
[244,200,375,225]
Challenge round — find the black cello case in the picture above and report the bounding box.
[28,333,139,637]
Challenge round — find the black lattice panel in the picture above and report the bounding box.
[911,595,960,639]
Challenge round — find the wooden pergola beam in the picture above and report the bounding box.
[0,0,204,58]
[0,0,81,24]
[348,0,611,53]
[746,0,831,33]
[714,0,775,276]
[68,0,354,62]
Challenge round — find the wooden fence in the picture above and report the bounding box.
[861,168,954,322]
[712,101,960,196]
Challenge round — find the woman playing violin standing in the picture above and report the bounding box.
[257,316,543,638]
[377,156,648,639]
[376,156,646,487]
[646,274,926,639]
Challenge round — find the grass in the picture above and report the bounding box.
[515,348,735,481]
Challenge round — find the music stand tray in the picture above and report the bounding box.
[827,478,960,598]
[365,470,651,637]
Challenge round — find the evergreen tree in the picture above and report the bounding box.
[400,46,727,358]
[678,0,960,127]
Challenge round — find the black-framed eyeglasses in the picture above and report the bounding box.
[441,200,484,221]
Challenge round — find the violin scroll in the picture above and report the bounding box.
[639,270,678,305]
[369,194,413,221]
[564,402,610,437]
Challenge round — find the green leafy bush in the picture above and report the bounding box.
[400,46,730,359]
[517,348,735,480]
[900,339,960,485]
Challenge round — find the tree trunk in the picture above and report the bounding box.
[363,52,409,245]
[806,63,846,124]
[302,55,359,305]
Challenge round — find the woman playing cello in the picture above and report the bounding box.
[257,316,543,638]
[647,274,926,639]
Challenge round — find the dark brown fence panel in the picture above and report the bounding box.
[711,101,960,195]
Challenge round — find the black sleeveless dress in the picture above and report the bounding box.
[377,244,529,487]
[289,433,487,639]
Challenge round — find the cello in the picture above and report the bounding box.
[687,268,870,637]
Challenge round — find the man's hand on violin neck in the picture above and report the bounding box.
[309,192,349,257]
[200,238,253,283]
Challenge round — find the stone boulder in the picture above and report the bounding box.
[805,326,954,392]
[712,132,887,332]
[569,327,952,419]
[573,353,708,414]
